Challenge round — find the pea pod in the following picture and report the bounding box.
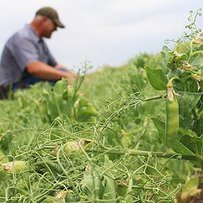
[64,139,92,155]
[1,161,28,174]
[165,78,179,147]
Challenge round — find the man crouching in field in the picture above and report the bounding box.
[0,7,77,99]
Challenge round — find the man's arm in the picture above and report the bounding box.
[11,38,77,83]
[55,64,66,69]
[27,61,77,83]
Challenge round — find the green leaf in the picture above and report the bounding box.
[81,172,101,198]
[151,117,166,145]
[178,93,201,129]
[182,177,199,193]
[193,118,203,136]
[170,139,195,156]
[174,51,188,61]
[46,96,59,121]
[180,134,203,156]
[102,175,116,202]
[104,127,121,147]
[178,176,201,203]
[161,46,172,65]
[76,97,98,122]
[146,66,167,91]
[179,128,198,138]
[189,53,203,68]
[176,42,190,54]
[53,79,67,95]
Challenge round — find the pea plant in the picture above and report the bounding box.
[96,9,203,167]
[0,9,203,203]
[145,9,203,168]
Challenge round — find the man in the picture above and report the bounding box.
[0,7,77,99]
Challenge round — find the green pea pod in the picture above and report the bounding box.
[166,95,179,143]
[165,78,179,147]
[1,161,28,174]
[64,139,92,155]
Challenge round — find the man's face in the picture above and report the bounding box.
[40,17,57,38]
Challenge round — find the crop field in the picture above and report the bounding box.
[0,9,203,203]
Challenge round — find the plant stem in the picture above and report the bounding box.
[87,148,199,162]
[191,50,203,56]
[143,95,166,102]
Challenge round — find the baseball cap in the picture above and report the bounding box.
[36,7,65,28]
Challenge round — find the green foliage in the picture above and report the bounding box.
[30,79,98,124]
[1,9,203,203]
[148,32,203,166]
[0,62,186,202]
[146,66,167,90]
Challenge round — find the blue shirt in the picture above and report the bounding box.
[0,24,57,87]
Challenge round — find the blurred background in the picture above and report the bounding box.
[0,0,202,70]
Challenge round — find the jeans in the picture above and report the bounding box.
[0,68,67,99]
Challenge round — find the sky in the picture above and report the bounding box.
[0,0,203,70]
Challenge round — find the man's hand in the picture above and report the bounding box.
[55,64,66,69]
[55,64,78,84]
[66,70,78,85]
